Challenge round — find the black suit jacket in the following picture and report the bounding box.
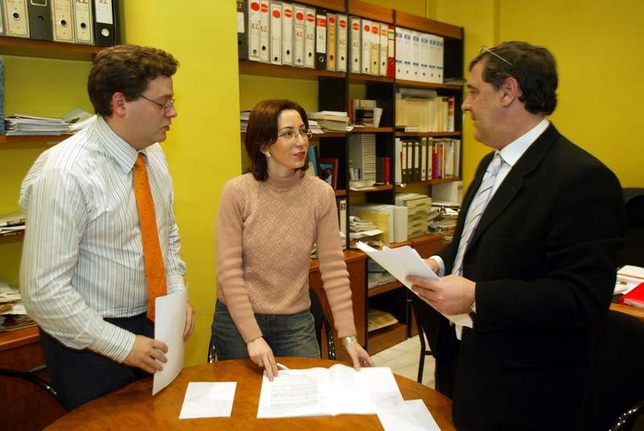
[438,124,625,431]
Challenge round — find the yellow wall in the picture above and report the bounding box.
[121,1,240,365]
[435,0,643,187]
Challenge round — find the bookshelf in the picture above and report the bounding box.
[238,0,464,354]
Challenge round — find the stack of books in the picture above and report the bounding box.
[308,111,350,132]
[348,216,382,248]
[395,193,432,239]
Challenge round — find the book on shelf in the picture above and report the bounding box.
[368,308,398,331]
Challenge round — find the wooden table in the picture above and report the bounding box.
[610,302,644,320]
[46,357,455,430]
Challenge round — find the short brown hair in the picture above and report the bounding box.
[88,44,179,117]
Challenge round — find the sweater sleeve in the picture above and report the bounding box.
[216,179,263,343]
[316,185,357,338]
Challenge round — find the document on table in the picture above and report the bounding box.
[377,399,441,431]
[256,364,404,418]
[152,290,187,395]
[179,382,237,419]
[356,241,473,329]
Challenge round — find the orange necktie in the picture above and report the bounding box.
[133,153,167,321]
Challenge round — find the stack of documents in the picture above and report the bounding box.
[4,114,71,135]
[356,241,473,329]
[615,265,644,295]
[0,212,25,238]
[0,281,35,332]
[308,111,351,132]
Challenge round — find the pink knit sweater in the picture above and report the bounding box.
[216,172,356,343]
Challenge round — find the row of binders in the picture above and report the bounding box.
[396,137,461,184]
[237,0,445,83]
[0,0,119,46]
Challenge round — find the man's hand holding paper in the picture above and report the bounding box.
[356,242,472,329]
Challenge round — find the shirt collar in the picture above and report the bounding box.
[499,118,550,167]
[94,116,142,174]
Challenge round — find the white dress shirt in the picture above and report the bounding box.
[19,116,186,363]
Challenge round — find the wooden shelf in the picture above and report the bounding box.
[368,280,403,297]
[0,134,69,148]
[347,72,394,84]
[395,131,461,138]
[395,176,462,190]
[306,0,345,12]
[395,11,463,40]
[0,232,24,244]
[351,127,395,134]
[349,184,394,193]
[395,78,463,91]
[0,37,101,60]
[367,322,408,355]
[239,60,345,80]
[348,0,394,24]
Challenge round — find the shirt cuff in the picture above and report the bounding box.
[429,255,445,277]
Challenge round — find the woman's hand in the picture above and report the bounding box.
[247,337,279,381]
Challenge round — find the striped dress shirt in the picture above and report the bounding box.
[19,116,186,363]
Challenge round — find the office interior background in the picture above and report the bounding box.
[0,0,641,366]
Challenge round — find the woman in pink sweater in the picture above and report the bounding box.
[212,99,373,380]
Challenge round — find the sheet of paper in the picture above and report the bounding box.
[616,265,644,294]
[356,241,472,328]
[178,381,237,419]
[257,364,403,418]
[377,399,441,431]
[152,290,186,395]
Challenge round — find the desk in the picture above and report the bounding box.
[610,302,644,320]
[46,358,455,430]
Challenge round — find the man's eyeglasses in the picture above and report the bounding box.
[277,128,313,141]
[480,46,513,66]
[139,95,175,112]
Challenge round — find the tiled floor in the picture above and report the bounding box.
[371,335,436,389]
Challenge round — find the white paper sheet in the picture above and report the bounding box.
[356,241,472,328]
[152,290,187,395]
[257,364,403,418]
[178,382,237,419]
[377,399,441,431]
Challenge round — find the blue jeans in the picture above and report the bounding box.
[211,299,321,360]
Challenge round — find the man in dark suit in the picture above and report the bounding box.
[408,41,625,430]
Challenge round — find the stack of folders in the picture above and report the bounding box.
[0,0,120,46]
[239,0,396,77]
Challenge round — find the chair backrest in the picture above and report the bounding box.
[309,287,336,360]
[622,188,644,266]
[590,310,644,430]
[207,288,336,363]
[0,368,66,431]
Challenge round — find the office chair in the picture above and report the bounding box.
[589,310,644,430]
[0,368,66,431]
[207,288,336,363]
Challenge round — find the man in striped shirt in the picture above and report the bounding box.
[19,44,195,411]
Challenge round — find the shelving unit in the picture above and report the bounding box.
[238,0,464,354]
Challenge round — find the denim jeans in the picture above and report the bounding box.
[211,299,321,360]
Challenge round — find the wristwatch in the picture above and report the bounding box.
[341,335,357,347]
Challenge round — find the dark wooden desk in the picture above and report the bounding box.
[46,358,455,430]
[610,302,644,320]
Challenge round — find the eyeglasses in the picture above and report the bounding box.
[480,46,513,66]
[139,95,175,112]
[277,128,313,141]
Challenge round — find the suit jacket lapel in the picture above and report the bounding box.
[467,124,559,249]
